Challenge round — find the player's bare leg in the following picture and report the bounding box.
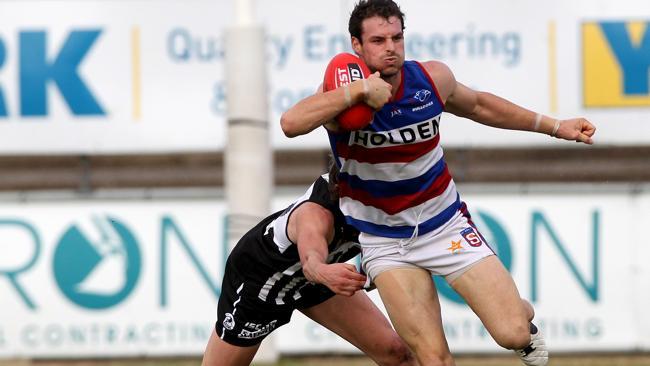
[374,268,455,366]
[301,291,415,366]
[201,329,260,366]
[450,256,548,365]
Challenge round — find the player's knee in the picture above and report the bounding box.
[522,299,535,322]
[494,322,531,350]
[376,335,415,366]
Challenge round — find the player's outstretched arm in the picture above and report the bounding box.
[289,203,366,296]
[424,60,596,145]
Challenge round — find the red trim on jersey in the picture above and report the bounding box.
[390,67,405,102]
[414,61,444,107]
[336,134,440,164]
[339,165,452,215]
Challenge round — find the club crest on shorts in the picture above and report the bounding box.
[460,227,484,247]
[223,313,235,330]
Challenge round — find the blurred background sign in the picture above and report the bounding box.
[1,0,650,154]
[1,191,649,357]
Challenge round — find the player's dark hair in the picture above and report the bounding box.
[348,0,405,43]
[327,158,340,201]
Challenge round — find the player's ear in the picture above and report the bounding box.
[351,37,362,55]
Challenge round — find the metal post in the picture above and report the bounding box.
[224,0,276,363]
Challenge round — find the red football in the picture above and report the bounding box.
[323,53,374,131]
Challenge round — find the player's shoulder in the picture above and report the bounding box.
[279,175,331,219]
[417,60,454,79]
[417,60,456,102]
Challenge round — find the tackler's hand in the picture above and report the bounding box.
[313,263,367,297]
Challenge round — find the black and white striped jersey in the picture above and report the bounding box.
[225,174,360,308]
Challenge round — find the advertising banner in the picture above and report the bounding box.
[0,0,649,153]
[1,188,648,357]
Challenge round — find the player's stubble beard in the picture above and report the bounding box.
[380,69,399,78]
[379,62,402,83]
[365,61,400,80]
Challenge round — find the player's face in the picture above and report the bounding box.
[353,15,405,78]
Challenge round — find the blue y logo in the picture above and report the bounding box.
[583,21,650,106]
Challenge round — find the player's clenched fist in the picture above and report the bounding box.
[555,118,596,145]
[364,72,392,110]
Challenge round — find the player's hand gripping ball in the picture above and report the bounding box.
[323,53,374,131]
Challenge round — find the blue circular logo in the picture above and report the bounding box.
[53,215,141,309]
[435,210,512,304]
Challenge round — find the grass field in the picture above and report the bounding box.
[3,355,650,366]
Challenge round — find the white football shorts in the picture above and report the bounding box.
[360,211,495,284]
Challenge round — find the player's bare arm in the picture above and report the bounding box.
[280,73,391,137]
[280,84,351,137]
[424,60,596,145]
[290,202,366,296]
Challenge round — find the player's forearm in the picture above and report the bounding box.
[471,92,559,136]
[281,93,342,137]
[280,80,367,137]
[301,249,329,283]
[297,232,331,283]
